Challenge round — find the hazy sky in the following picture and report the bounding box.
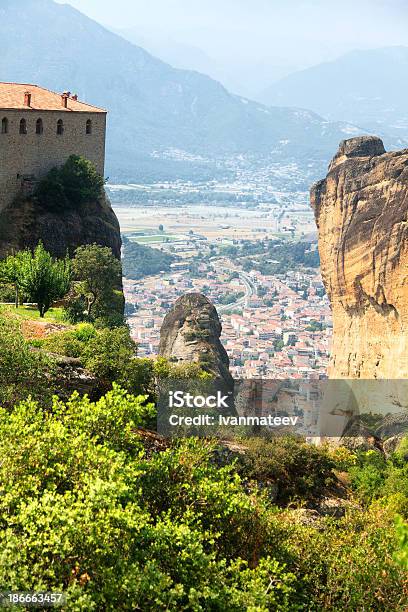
[55,0,408,95]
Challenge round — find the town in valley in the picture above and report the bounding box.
[110,167,332,379]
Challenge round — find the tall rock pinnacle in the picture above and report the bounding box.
[311,136,408,378]
[159,293,233,387]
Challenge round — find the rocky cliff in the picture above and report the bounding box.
[159,293,233,387]
[311,136,408,378]
[0,191,121,259]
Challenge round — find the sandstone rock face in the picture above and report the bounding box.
[159,293,233,386]
[0,192,121,259]
[311,136,408,378]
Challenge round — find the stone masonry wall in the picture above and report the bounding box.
[0,109,106,211]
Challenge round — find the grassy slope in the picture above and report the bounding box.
[0,305,65,323]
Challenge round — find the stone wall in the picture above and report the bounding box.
[0,109,106,211]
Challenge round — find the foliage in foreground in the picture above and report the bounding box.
[234,436,335,504]
[0,386,406,611]
[0,312,56,407]
[33,322,208,398]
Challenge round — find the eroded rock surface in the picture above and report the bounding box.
[159,293,233,387]
[311,136,408,378]
[0,192,121,259]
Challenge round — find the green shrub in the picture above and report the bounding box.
[80,326,137,381]
[72,322,97,342]
[395,435,408,462]
[285,506,407,610]
[63,294,88,324]
[327,445,357,471]
[38,324,98,359]
[0,282,18,303]
[0,311,56,407]
[0,387,297,611]
[234,436,335,504]
[380,463,408,518]
[35,166,67,210]
[349,450,387,502]
[39,330,84,358]
[394,515,408,571]
[35,155,104,210]
[92,289,125,328]
[0,385,406,610]
[59,155,105,204]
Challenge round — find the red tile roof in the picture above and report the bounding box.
[0,83,106,113]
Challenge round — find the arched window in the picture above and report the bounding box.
[57,119,64,135]
[19,118,27,135]
[86,119,92,135]
[1,117,8,134]
[35,118,43,135]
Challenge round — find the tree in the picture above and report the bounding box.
[35,155,105,210]
[0,251,30,307]
[72,244,122,318]
[60,155,105,204]
[158,224,164,232]
[19,243,71,317]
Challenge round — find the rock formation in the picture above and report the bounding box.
[311,136,408,379]
[0,192,121,259]
[159,293,233,387]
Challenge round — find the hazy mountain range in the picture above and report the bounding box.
[115,27,297,99]
[260,47,408,140]
[0,0,403,182]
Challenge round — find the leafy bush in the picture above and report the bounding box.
[234,436,335,504]
[35,166,67,209]
[394,515,408,571]
[63,294,88,324]
[0,310,56,407]
[80,326,137,381]
[71,322,96,341]
[0,282,17,303]
[35,155,104,210]
[285,505,407,610]
[343,448,408,520]
[0,387,298,611]
[395,435,408,462]
[92,289,125,328]
[0,384,406,609]
[59,155,105,204]
[327,445,357,471]
[348,449,387,502]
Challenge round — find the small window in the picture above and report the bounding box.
[1,117,8,134]
[36,118,43,135]
[19,118,27,135]
[57,119,64,135]
[86,119,92,135]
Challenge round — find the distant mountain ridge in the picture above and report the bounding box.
[0,0,369,181]
[260,47,408,141]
